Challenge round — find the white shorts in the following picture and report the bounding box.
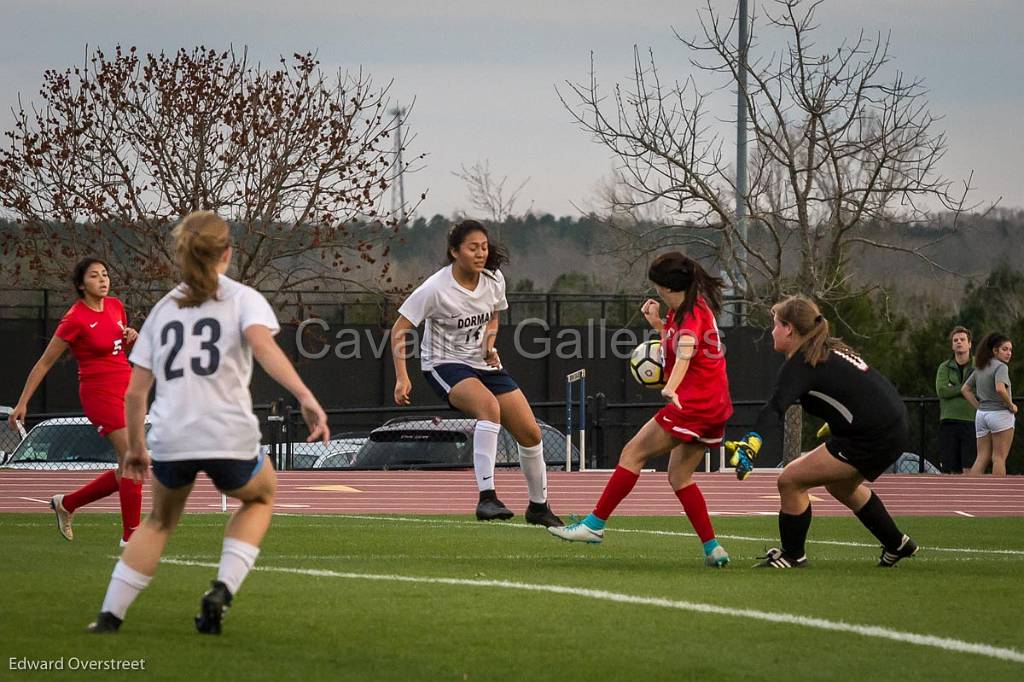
[975,410,1015,437]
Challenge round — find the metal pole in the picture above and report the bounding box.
[736,0,749,303]
[565,376,572,472]
[579,372,587,471]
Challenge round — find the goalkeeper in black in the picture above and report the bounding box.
[726,295,918,568]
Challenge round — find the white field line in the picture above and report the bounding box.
[159,558,1024,665]
[277,513,1024,557]
[6,513,1024,557]
[159,552,1020,563]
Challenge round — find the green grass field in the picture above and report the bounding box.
[2,512,1023,681]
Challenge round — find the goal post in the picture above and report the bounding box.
[565,369,586,471]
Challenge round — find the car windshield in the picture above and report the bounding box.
[0,421,23,455]
[8,424,116,463]
[353,431,471,468]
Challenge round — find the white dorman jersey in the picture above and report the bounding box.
[398,265,508,371]
[130,274,280,461]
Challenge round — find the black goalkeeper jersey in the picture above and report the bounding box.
[753,347,907,440]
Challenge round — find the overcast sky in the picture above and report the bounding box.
[2,0,1021,219]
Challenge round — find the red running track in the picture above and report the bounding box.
[2,470,1024,517]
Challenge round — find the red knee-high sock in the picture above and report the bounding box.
[676,483,715,543]
[593,466,640,520]
[62,470,119,512]
[118,477,143,541]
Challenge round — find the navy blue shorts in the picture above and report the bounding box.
[424,363,520,405]
[151,455,266,491]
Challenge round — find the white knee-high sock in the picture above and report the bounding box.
[518,442,548,503]
[474,420,501,492]
[217,538,261,595]
[100,560,152,620]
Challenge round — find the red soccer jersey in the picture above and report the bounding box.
[662,295,733,422]
[54,297,132,385]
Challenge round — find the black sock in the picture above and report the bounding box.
[854,491,903,551]
[478,489,497,502]
[527,501,548,512]
[779,504,812,558]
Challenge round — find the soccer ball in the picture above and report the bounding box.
[629,340,665,389]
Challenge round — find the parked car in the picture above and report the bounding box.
[887,452,941,475]
[278,436,368,469]
[349,417,579,470]
[0,406,27,463]
[1,417,153,470]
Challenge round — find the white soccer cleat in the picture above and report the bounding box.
[704,545,730,568]
[119,538,129,549]
[50,494,74,541]
[547,521,604,544]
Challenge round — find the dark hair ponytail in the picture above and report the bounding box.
[975,332,1011,370]
[445,219,509,272]
[647,251,724,315]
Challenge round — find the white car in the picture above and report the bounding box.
[0,406,27,462]
[1,416,149,470]
[277,437,368,469]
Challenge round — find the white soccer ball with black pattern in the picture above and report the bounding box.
[629,340,665,389]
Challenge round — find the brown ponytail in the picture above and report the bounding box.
[171,211,230,308]
[647,251,725,315]
[975,332,1011,370]
[771,295,857,367]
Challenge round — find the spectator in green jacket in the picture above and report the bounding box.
[935,326,976,473]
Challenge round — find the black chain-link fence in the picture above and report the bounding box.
[3,397,1020,474]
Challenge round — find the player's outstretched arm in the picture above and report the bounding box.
[483,315,500,367]
[245,324,330,443]
[659,334,695,409]
[390,315,415,405]
[9,335,69,428]
[123,366,155,481]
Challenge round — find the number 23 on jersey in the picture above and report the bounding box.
[160,318,222,380]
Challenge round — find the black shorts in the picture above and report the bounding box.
[423,363,520,406]
[151,455,266,491]
[825,418,909,482]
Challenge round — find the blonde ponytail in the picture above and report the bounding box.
[771,295,856,367]
[172,211,230,308]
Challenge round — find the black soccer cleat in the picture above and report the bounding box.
[755,548,809,569]
[524,502,564,528]
[878,534,919,567]
[86,611,122,634]
[475,493,514,521]
[195,580,233,635]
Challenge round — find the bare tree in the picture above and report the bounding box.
[452,160,530,234]
[560,0,979,312]
[0,45,423,310]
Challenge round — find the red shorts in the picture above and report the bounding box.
[654,406,727,445]
[79,381,128,437]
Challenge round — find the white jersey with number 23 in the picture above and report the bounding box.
[130,274,280,462]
